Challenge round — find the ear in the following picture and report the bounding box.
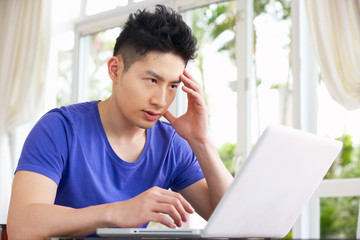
[107,55,124,83]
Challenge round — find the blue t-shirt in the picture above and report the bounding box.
[16,101,204,227]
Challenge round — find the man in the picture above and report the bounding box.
[7,5,233,239]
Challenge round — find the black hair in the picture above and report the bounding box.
[113,4,197,71]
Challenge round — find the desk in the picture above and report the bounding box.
[49,239,358,240]
[51,238,271,240]
[0,224,7,240]
[49,238,344,240]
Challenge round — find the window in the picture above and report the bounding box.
[251,0,292,144]
[318,81,360,180]
[78,27,119,102]
[182,2,238,173]
[49,31,74,108]
[316,67,360,239]
[86,0,128,15]
[51,0,81,23]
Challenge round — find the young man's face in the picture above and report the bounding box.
[111,51,185,129]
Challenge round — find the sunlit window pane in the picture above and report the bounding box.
[80,27,120,101]
[51,31,74,108]
[318,81,360,180]
[318,81,360,145]
[51,0,81,23]
[86,0,128,15]
[252,0,292,143]
[182,1,238,169]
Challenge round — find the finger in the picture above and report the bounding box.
[147,187,194,216]
[153,203,183,227]
[157,195,188,223]
[160,190,195,215]
[149,212,177,229]
[180,73,201,92]
[163,110,176,124]
[153,188,195,222]
[182,86,205,108]
[182,85,201,99]
[183,69,197,84]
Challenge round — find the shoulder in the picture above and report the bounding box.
[151,120,191,151]
[59,101,99,115]
[152,120,175,133]
[57,101,99,121]
[17,101,101,183]
[150,120,175,138]
[38,101,99,128]
[151,120,185,143]
[27,101,100,147]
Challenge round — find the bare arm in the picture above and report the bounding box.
[185,138,233,214]
[7,171,194,239]
[164,70,233,219]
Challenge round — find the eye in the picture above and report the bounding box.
[170,84,179,89]
[147,78,157,84]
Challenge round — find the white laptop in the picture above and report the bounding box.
[97,125,343,238]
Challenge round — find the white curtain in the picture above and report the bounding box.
[0,0,51,223]
[305,0,360,110]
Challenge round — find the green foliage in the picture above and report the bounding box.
[207,1,236,60]
[254,0,290,20]
[339,134,354,167]
[320,197,359,238]
[217,142,236,176]
[321,134,360,238]
[325,134,360,179]
[282,230,292,239]
[201,0,291,62]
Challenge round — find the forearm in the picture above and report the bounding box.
[188,137,234,209]
[7,202,116,239]
[8,185,194,239]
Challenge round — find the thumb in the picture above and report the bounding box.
[163,110,176,124]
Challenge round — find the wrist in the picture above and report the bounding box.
[101,203,119,228]
[188,136,215,156]
[187,133,211,146]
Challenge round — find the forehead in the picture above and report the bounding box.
[131,52,186,79]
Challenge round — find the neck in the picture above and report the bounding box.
[97,97,147,163]
[98,97,145,141]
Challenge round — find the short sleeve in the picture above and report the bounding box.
[169,134,204,192]
[16,110,72,184]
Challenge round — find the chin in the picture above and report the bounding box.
[137,120,158,129]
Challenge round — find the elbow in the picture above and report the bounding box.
[7,222,44,240]
[6,221,22,240]
[197,204,213,222]
[7,213,42,240]
[7,217,23,240]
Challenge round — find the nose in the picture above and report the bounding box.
[150,87,167,108]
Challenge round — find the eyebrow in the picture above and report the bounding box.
[145,70,181,84]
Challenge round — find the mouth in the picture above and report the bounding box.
[143,110,162,121]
